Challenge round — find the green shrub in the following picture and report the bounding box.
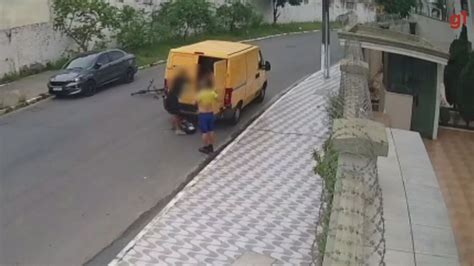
[0,72,21,84]
[444,25,472,108]
[313,137,339,260]
[216,0,263,32]
[115,6,153,49]
[46,57,70,70]
[375,0,416,17]
[314,139,339,196]
[153,0,215,39]
[457,51,474,127]
[52,0,118,52]
[150,2,176,41]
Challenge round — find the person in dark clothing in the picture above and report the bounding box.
[165,70,189,135]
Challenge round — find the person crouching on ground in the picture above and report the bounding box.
[165,70,189,135]
[197,77,218,154]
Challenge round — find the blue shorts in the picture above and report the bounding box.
[199,112,215,133]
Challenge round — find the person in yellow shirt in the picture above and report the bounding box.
[197,77,218,154]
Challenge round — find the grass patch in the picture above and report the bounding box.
[45,57,70,71]
[131,22,323,66]
[0,57,69,85]
[0,72,22,84]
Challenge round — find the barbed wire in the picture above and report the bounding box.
[312,41,386,266]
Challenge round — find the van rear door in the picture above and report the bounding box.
[167,52,198,105]
[213,60,227,114]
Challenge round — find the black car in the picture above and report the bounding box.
[48,49,138,96]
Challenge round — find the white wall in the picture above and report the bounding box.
[467,0,474,43]
[0,0,72,78]
[0,0,51,30]
[108,0,167,10]
[261,0,376,23]
[412,14,457,51]
[0,23,73,76]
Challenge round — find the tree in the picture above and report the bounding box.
[271,0,303,24]
[52,0,118,52]
[457,52,474,127]
[216,0,263,32]
[375,0,416,18]
[154,0,214,39]
[434,0,447,20]
[444,25,472,107]
[115,6,152,50]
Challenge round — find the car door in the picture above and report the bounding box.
[107,51,127,81]
[95,53,113,86]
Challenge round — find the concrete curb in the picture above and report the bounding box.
[0,93,52,117]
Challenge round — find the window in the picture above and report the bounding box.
[65,54,96,69]
[108,51,125,62]
[97,54,110,65]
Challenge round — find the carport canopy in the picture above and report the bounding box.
[338,24,449,65]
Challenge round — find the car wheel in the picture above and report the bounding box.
[124,68,135,83]
[256,83,267,103]
[230,104,242,125]
[84,80,96,97]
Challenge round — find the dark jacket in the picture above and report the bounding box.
[165,75,188,114]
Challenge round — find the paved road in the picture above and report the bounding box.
[0,32,342,265]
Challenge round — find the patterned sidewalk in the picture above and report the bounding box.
[110,66,340,265]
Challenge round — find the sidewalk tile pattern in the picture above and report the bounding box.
[111,66,341,265]
[424,128,474,266]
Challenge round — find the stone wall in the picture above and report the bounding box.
[322,42,388,266]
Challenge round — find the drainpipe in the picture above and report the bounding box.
[322,0,330,78]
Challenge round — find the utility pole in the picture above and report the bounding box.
[321,0,330,78]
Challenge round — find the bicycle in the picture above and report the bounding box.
[131,79,165,98]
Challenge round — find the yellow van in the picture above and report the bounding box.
[164,40,271,124]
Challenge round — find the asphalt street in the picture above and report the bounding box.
[0,32,342,265]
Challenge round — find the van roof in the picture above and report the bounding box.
[171,40,256,58]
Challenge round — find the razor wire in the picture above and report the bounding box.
[312,41,386,266]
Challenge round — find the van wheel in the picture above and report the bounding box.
[256,82,267,103]
[230,104,242,125]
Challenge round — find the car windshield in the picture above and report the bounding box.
[65,54,97,69]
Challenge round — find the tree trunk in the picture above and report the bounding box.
[273,7,278,24]
[272,1,279,25]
